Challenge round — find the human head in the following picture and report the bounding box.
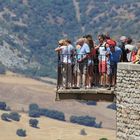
[98,34,106,44]
[109,45,115,52]
[106,39,116,47]
[83,34,93,40]
[106,39,116,52]
[120,36,127,43]
[65,38,72,45]
[58,39,66,46]
[105,32,110,40]
[126,37,132,44]
[76,38,85,46]
[83,34,94,48]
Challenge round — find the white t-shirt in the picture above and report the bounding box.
[125,44,135,61]
[60,44,74,63]
[98,42,106,61]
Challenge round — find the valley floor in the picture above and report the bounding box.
[0,110,116,140]
[0,73,116,139]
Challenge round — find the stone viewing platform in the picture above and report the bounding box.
[116,63,140,140]
[56,87,115,101]
[56,62,140,139]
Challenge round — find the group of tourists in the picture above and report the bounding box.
[55,33,140,90]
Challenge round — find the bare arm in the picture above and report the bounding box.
[55,47,62,52]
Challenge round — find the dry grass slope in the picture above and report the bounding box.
[0,110,116,140]
[0,72,116,139]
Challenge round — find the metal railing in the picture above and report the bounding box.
[56,52,117,90]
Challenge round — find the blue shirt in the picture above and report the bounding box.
[107,46,122,64]
[78,43,90,60]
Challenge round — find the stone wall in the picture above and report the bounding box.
[116,63,140,140]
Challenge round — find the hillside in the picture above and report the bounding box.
[0,0,139,77]
[0,110,116,140]
[0,73,116,129]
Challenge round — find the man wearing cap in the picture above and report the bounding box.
[106,39,122,89]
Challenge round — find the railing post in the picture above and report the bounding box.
[56,52,61,90]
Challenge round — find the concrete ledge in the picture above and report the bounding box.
[118,62,140,71]
[57,88,114,94]
[56,88,115,102]
[57,92,115,102]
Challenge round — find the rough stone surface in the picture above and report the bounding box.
[116,63,140,140]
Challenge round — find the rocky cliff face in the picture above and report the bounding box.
[0,40,40,73]
[0,43,27,69]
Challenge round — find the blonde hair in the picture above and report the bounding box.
[58,39,67,46]
[76,38,85,45]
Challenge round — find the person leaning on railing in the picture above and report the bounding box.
[55,39,65,88]
[55,39,74,89]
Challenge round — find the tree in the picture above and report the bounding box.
[1,113,10,121]
[29,109,40,118]
[16,129,26,137]
[9,112,21,121]
[28,103,40,118]
[0,102,6,110]
[70,115,96,127]
[29,103,39,111]
[44,109,65,121]
[29,119,39,128]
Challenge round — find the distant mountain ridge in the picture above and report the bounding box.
[0,0,140,78]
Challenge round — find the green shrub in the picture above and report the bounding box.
[29,103,39,111]
[9,112,21,121]
[70,115,96,127]
[16,129,26,137]
[28,103,40,118]
[0,101,6,110]
[29,119,39,128]
[1,113,10,121]
[29,109,40,118]
[40,108,65,121]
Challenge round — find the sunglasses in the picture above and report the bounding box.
[110,46,114,48]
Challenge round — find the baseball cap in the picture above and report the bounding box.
[106,39,116,47]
